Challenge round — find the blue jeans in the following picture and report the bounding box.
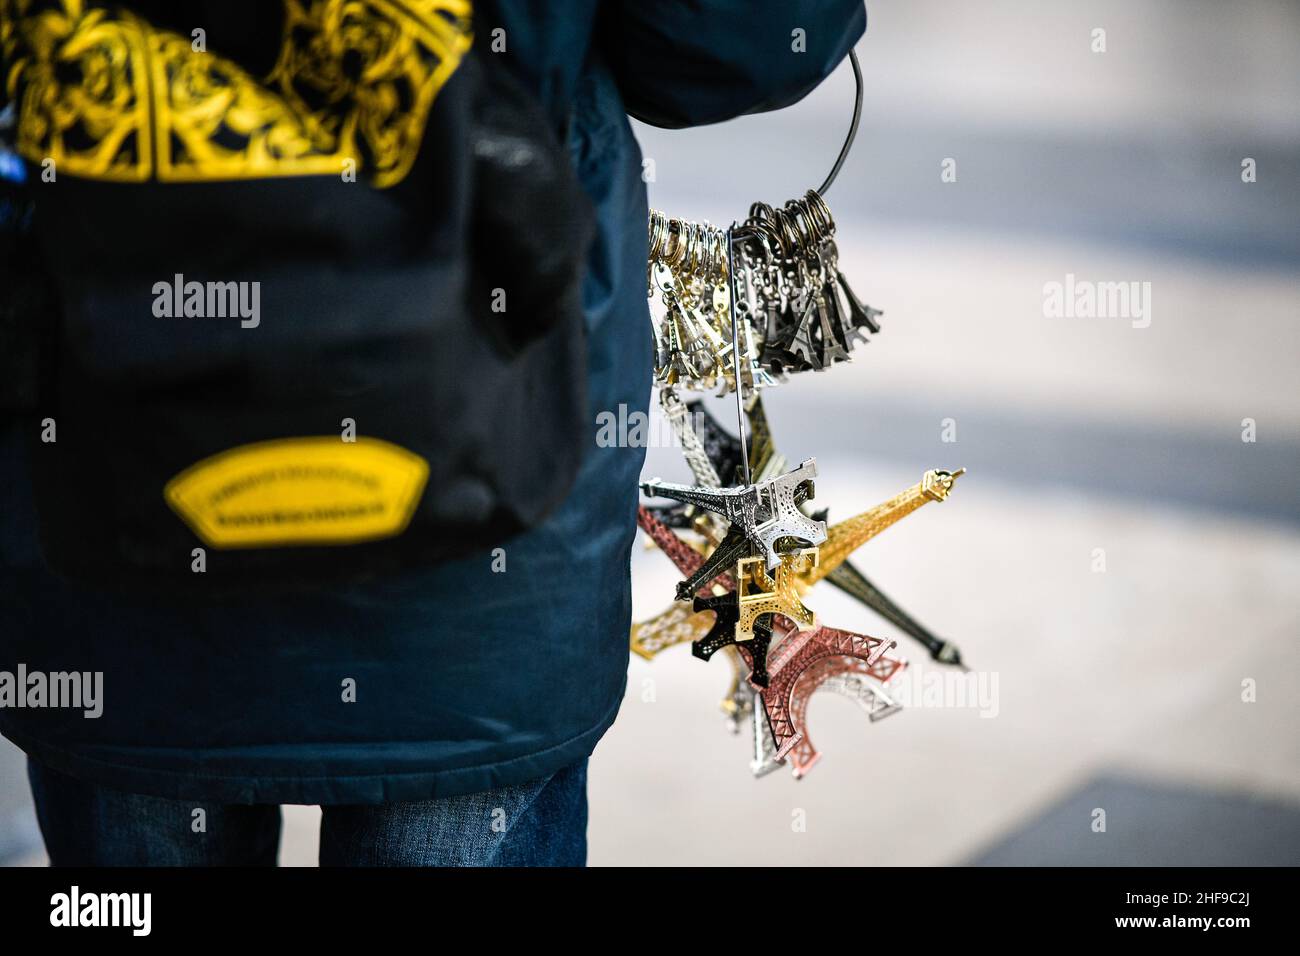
[27,758,587,866]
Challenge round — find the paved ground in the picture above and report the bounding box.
[5,0,1298,866]
[583,0,1300,865]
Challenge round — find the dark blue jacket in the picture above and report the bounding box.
[0,0,864,803]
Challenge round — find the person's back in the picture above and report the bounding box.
[0,0,865,865]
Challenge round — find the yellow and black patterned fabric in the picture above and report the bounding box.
[0,0,595,593]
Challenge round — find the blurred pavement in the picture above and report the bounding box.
[592,0,1300,866]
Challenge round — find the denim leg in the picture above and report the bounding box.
[319,758,588,867]
[27,758,282,866]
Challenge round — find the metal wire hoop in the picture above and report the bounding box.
[817,48,863,197]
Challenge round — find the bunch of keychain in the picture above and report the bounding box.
[636,186,969,780]
[647,190,882,395]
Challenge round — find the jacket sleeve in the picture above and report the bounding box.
[599,1,866,129]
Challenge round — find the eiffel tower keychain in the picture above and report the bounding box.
[650,398,970,669]
[636,49,972,778]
